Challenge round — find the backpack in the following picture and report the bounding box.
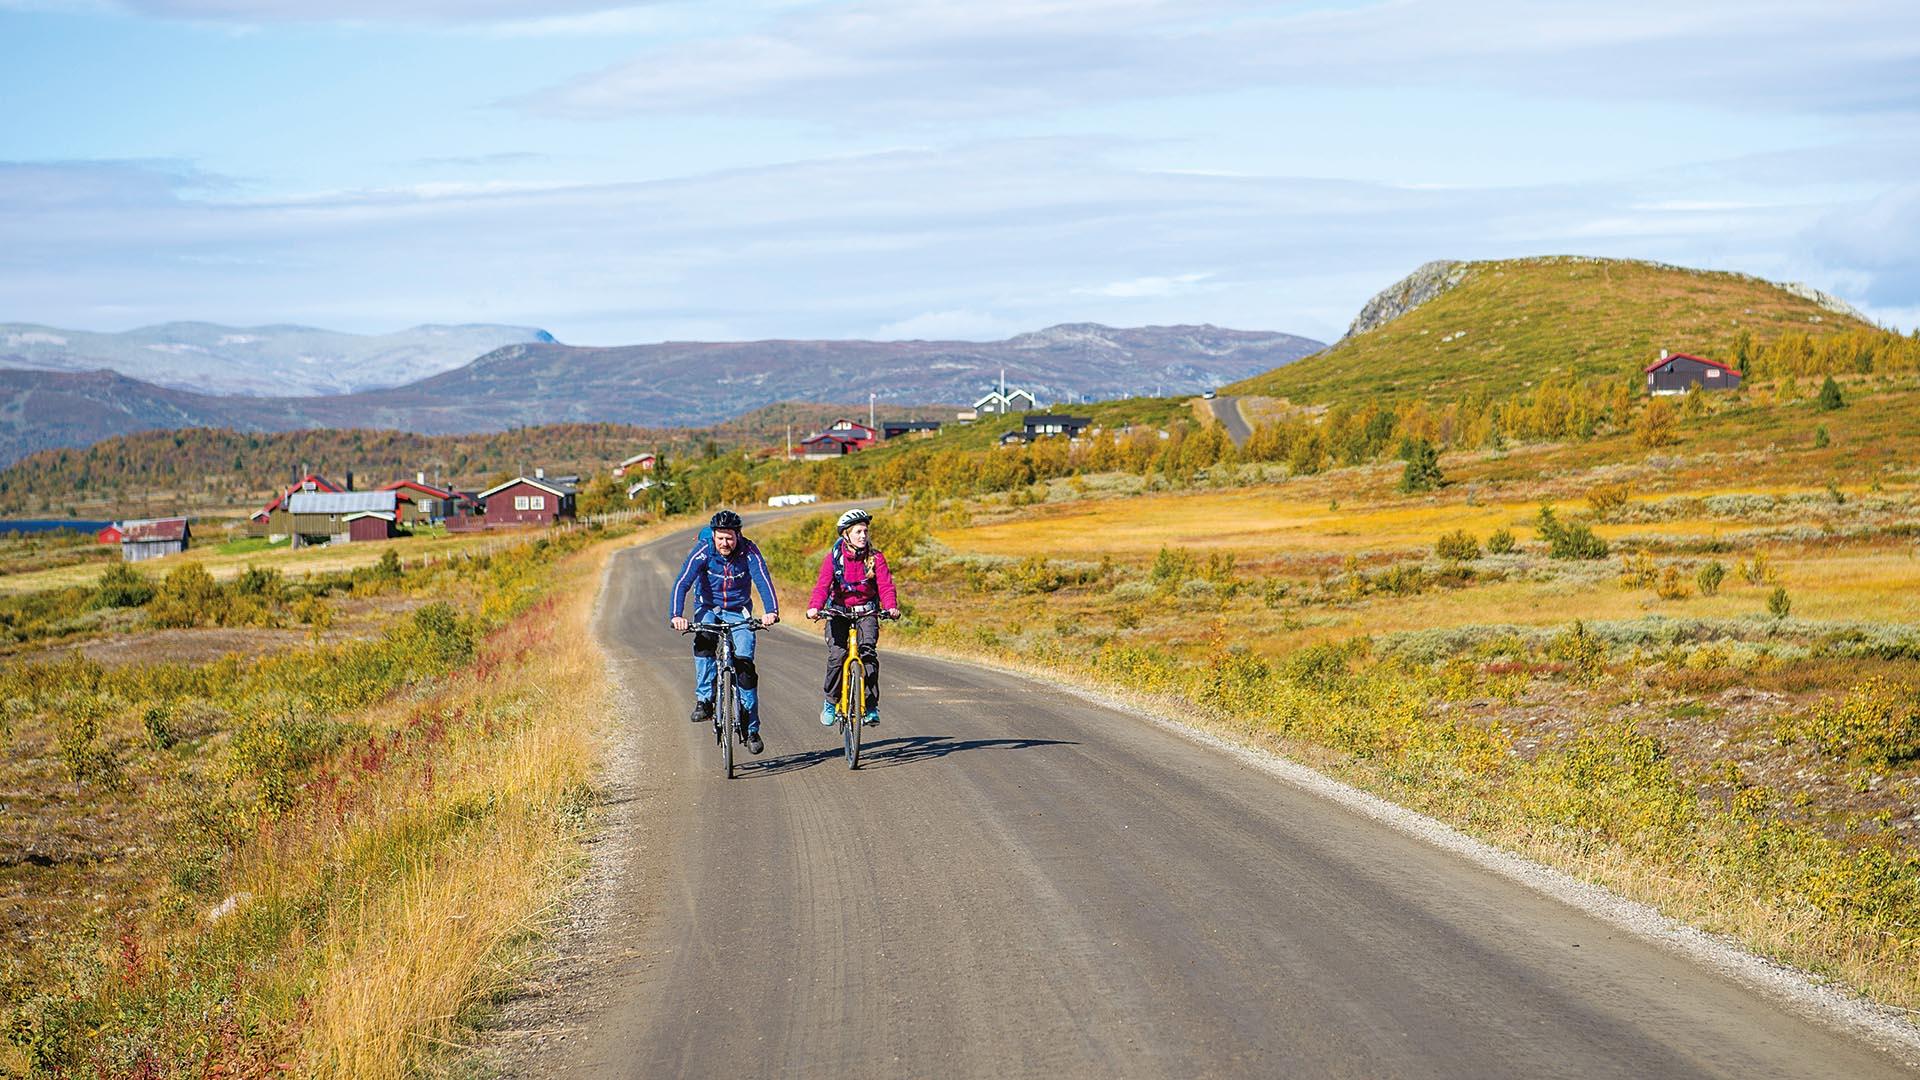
[831,538,878,598]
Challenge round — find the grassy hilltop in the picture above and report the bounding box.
[1228,256,1882,404]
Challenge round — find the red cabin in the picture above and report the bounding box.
[475,475,577,527]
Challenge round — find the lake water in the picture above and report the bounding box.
[0,520,113,535]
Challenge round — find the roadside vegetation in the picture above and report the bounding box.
[0,522,634,1076]
[753,373,1920,1016]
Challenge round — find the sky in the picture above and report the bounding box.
[2,0,1917,346]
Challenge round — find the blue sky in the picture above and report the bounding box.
[2,0,1917,345]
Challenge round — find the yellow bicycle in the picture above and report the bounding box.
[820,604,894,769]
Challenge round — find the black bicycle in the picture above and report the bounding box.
[816,604,897,770]
[682,616,765,779]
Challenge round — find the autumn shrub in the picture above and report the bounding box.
[1740,551,1778,585]
[1655,566,1691,601]
[1548,519,1608,560]
[1435,529,1480,562]
[1696,561,1726,596]
[1618,552,1657,589]
[146,563,228,628]
[1196,643,1272,714]
[1546,619,1608,683]
[1149,545,1200,590]
[1586,481,1633,520]
[1777,678,1920,767]
[142,702,176,749]
[1485,527,1516,555]
[92,562,156,609]
[1768,587,1792,619]
[56,697,122,789]
[1523,723,1693,849]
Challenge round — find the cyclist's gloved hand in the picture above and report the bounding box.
[671,616,688,632]
[884,608,901,620]
[762,612,780,626]
[805,607,820,621]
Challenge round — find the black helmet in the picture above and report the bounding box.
[710,509,744,532]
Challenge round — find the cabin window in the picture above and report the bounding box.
[514,495,530,510]
[531,495,546,511]
[1707,370,1720,378]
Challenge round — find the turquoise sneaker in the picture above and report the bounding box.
[861,708,880,726]
[820,700,837,726]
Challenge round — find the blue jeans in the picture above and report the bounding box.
[692,608,760,735]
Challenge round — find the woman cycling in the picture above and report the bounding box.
[805,508,901,727]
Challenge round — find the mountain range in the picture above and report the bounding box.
[0,322,555,397]
[0,323,1324,464]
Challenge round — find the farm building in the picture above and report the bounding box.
[119,517,190,562]
[378,477,459,526]
[882,420,943,439]
[1024,415,1091,439]
[285,491,399,548]
[472,473,576,528]
[973,370,1039,415]
[1645,351,1742,395]
[96,523,123,545]
[614,452,656,477]
[798,433,861,460]
[249,473,344,538]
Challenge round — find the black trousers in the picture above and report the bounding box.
[823,612,881,709]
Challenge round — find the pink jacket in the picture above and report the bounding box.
[809,540,898,612]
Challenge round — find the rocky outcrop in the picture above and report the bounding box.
[1344,260,1469,338]
[1776,281,1870,322]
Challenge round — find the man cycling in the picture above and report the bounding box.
[805,508,900,727]
[669,510,780,755]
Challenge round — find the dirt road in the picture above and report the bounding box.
[519,524,1916,1078]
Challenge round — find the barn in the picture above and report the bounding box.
[1645,351,1742,395]
[119,517,190,562]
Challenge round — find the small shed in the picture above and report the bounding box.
[96,523,124,545]
[1645,351,1742,395]
[120,517,190,562]
[346,511,397,542]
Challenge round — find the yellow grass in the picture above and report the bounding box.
[290,525,668,1074]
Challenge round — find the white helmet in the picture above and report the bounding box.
[837,507,872,532]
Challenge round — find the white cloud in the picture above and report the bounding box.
[4,137,1913,343]
[1076,272,1213,298]
[521,0,1920,119]
[872,309,1023,341]
[110,0,647,22]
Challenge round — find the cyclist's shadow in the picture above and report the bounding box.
[742,733,1075,776]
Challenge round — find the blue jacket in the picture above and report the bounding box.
[669,529,779,619]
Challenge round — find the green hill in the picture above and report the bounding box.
[1227,256,1882,404]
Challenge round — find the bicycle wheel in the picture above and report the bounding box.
[718,663,736,780]
[843,651,863,770]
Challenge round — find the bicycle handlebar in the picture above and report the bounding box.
[679,617,767,634]
[816,605,899,621]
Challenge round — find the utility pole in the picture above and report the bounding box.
[786,423,792,459]
[869,392,876,430]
